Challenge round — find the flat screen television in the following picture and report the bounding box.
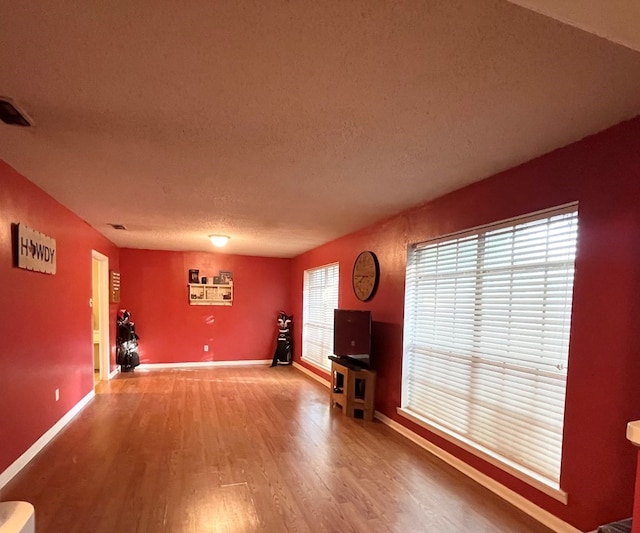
[332,309,372,368]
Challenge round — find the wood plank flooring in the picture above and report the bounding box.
[1,366,553,532]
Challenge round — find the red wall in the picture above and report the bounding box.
[0,161,119,474]
[119,249,290,363]
[634,450,640,533]
[291,117,640,531]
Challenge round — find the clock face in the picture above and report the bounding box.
[352,251,379,301]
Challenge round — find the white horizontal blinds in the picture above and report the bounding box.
[403,207,578,483]
[302,263,339,370]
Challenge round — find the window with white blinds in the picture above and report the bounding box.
[302,263,339,370]
[401,205,578,487]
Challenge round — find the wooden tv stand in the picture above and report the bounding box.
[329,358,376,421]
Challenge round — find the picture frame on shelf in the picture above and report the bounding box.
[219,270,233,284]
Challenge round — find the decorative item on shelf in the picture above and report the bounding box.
[190,286,205,299]
[189,269,200,283]
[219,270,233,285]
[201,276,208,284]
[213,275,223,284]
[352,251,380,301]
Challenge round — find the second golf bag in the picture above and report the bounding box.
[116,309,140,372]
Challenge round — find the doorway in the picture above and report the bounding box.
[91,251,110,384]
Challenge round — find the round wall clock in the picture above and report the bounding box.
[352,251,380,302]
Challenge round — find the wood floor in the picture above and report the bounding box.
[1,366,553,532]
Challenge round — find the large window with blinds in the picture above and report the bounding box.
[401,205,578,491]
[302,263,339,370]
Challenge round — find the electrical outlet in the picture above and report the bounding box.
[204,345,209,352]
[55,389,59,401]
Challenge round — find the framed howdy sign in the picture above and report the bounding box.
[15,223,57,274]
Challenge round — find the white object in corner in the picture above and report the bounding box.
[626,420,640,446]
[0,501,35,533]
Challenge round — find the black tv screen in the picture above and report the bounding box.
[333,309,372,367]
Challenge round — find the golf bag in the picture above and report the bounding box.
[270,311,293,366]
[116,309,140,372]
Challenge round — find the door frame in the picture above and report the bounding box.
[91,250,111,381]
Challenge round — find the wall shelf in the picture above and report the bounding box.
[188,283,233,306]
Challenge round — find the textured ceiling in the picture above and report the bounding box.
[506,0,640,53]
[1,0,640,257]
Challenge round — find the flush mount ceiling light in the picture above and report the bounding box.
[209,235,230,247]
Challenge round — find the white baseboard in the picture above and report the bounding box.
[136,359,272,370]
[373,411,582,533]
[292,361,331,388]
[108,367,119,379]
[0,390,95,490]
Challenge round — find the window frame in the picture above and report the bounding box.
[399,204,578,503]
[302,262,339,371]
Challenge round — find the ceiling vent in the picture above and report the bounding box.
[109,224,128,230]
[0,97,32,127]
